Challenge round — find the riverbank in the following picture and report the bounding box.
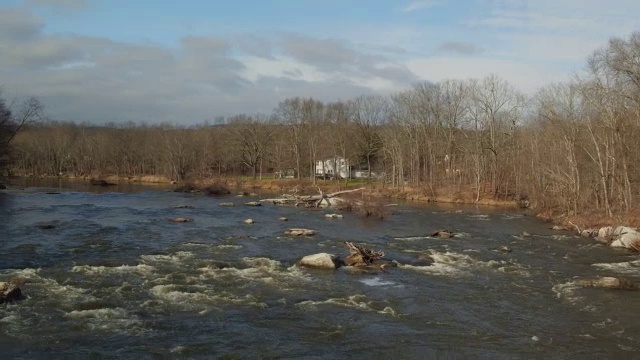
[8,174,519,208]
[11,174,638,229]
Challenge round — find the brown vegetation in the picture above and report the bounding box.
[5,32,640,228]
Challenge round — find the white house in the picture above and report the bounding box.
[315,156,351,179]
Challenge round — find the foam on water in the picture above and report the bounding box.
[592,260,640,275]
[71,264,156,277]
[359,277,397,287]
[141,251,195,265]
[393,236,431,241]
[198,257,311,287]
[296,294,399,316]
[64,307,143,333]
[468,214,490,221]
[0,267,98,304]
[401,250,529,277]
[551,281,585,306]
[148,284,267,310]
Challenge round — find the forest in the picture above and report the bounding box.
[3,32,640,222]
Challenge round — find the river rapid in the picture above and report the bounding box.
[1,179,640,358]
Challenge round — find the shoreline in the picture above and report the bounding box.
[8,174,634,228]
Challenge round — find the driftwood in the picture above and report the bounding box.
[343,241,385,266]
[261,187,365,207]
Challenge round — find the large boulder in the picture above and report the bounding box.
[611,230,640,250]
[0,282,23,303]
[598,226,614,239]
[299,253,341,269]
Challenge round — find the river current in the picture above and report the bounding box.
[1,179,639,358]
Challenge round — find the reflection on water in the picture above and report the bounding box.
[1,180,640,358]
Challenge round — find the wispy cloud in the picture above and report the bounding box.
[438,41,483,55]
[401,0,438,13]
[25,0,90,9]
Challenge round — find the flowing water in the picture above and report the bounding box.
[1,179,640,358]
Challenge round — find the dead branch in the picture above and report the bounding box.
[260,187,365,207]
[344,241,385,266]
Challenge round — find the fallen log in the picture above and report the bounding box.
[343,241,385,266]
[260,187,365,207]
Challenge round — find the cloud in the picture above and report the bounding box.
[278,34,417,86]
[24,0,90,9]
[0,7,43,41]
[3,1,632,124]
[0,6,417,124]
[401,0,438,13]
[406,56,568,93]
[438,41,484,55]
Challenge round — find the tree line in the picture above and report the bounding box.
[6,31,640,219]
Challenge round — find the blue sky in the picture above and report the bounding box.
[1,0,639,123]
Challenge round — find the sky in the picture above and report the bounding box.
[0,0,639,124]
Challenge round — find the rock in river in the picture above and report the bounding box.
[90,179,116,186]
[169,217,193,223]
[244,201,262,207]
[574,277,636,290]
[431,230,455,238]
[299,253,341,269]
[243,218,255,224]
[0,282,23,303]
[284,228,316,236]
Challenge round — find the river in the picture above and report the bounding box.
[1,179,639,358]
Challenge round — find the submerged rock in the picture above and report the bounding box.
[173,185,199,193]
[551,225,568,231]
[89,179,116,186]
[244,201,262,207]
[0,282,23,303]
[499,246,512,253]
[218,202,235,207]
[278,217,289,221]
[325,213,344,219]
[575,277,636,290]
[37,223,56,230]
[430,230,455,238]
[284,228,316,236]
[173,205,194,209]
[202,184,230,196]
[243,219,255,224]
[169,217,193,223]
[520,231,531,237]
[299,253,340,269]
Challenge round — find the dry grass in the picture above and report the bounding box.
[561,211,640,230]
